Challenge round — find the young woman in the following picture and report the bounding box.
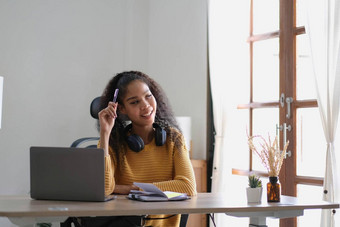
[98,71,197,226]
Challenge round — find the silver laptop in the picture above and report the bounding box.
[30,146,116,202]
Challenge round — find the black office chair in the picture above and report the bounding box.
[69,97,189,227]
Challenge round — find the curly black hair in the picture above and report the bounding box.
[97,71,180,163]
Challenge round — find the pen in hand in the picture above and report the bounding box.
[113,89,119,103]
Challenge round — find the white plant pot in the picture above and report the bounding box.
[246,187,262,203]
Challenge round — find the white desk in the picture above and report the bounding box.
[0,193,338,227]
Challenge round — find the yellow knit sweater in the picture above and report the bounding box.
[104,128,197,227]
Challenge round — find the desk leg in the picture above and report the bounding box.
[227,209,303,227]
[249,216,267,227]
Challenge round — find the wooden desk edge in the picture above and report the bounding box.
[0,193,339,218]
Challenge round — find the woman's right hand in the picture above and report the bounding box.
[98,102,118,134]
[98,102,118,156]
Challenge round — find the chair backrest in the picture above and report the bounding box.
[90,96,101,119]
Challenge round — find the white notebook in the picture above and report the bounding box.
[127,182,189,202]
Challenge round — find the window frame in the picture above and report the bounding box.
[231,0,323,226]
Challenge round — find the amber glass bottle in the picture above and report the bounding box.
[267,176,280,202]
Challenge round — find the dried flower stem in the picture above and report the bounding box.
[248,134,289,177]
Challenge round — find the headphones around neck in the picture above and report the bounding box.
[124,123,167,152]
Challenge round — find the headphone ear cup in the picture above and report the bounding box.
[124,124,145,152]
[126,134,145,152]
[124,123,166,151]
[154,124,167,146]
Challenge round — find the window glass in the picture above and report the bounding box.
[296,108,325,177]
[252,108,279,171]
[253,39,279,102]
[296,0,307,27]
[296,35,316,100]
[230,110,251,170]
[253,0,279,34]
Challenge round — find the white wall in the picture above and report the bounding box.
[148,0,207,159]
[0,1,207,224]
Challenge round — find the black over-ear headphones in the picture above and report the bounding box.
[124,123,167,152]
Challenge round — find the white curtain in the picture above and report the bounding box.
[208,0,250,225]
[305,0,340,226]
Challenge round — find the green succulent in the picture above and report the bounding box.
[248,174,262,188]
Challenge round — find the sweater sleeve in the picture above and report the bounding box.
[99,144,115,196]
[153,133,197,196]
[104,156,115,196]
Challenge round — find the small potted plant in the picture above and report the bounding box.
[246,174,263,203]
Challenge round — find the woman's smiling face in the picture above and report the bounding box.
[119,80,157,127]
